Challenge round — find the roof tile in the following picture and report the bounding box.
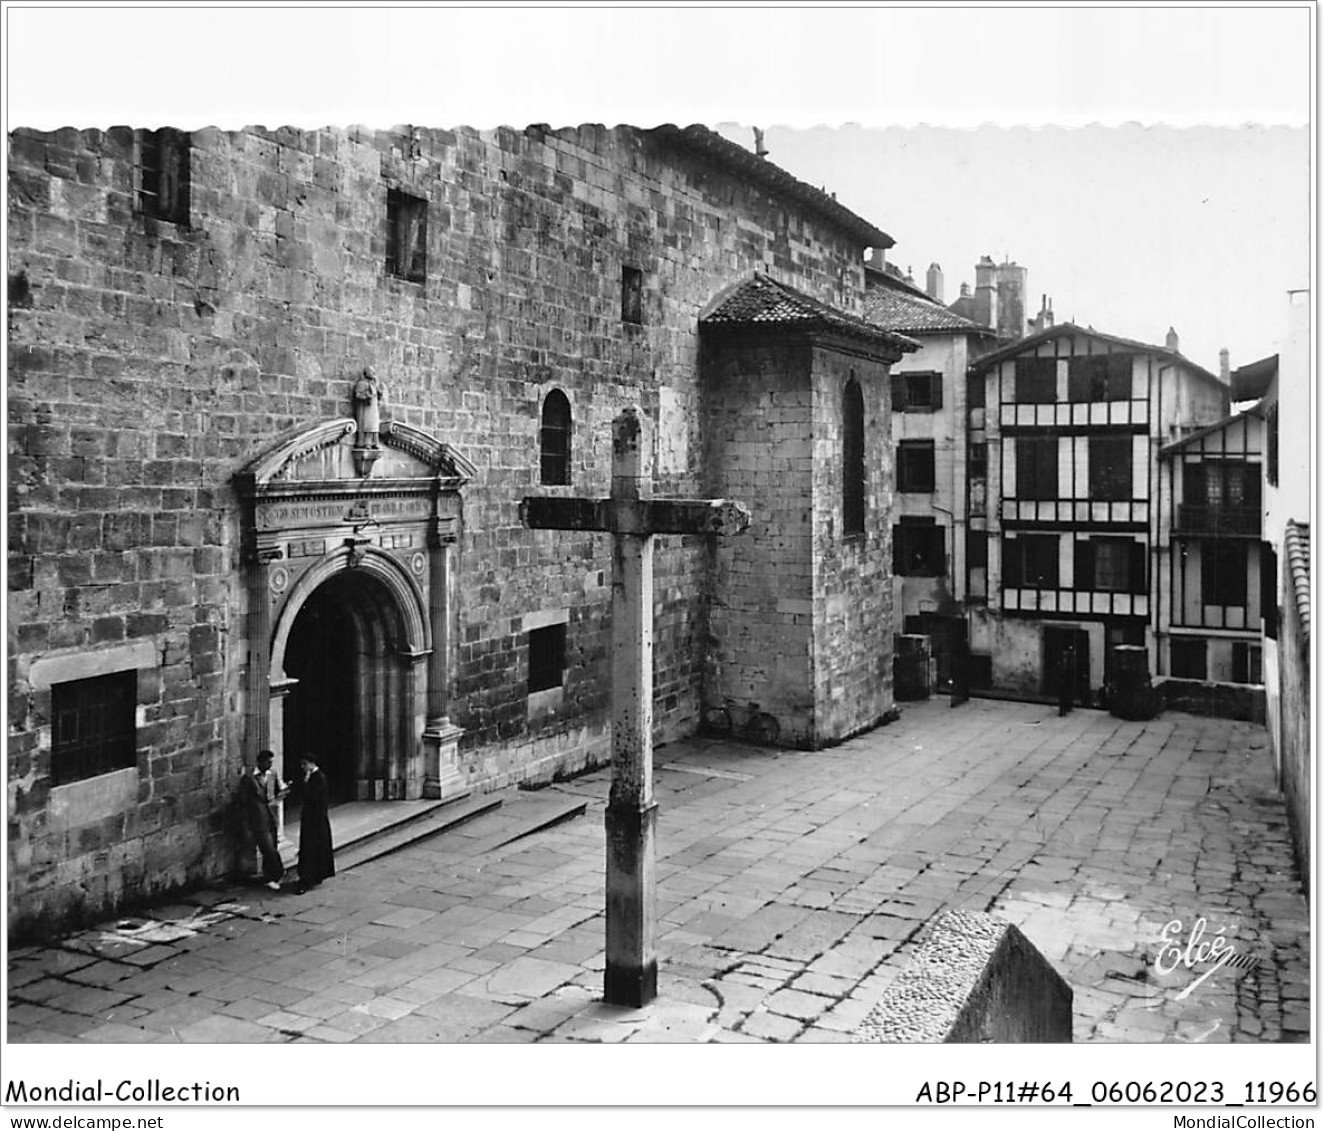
[1285,520,1311,644]
[702,273,918,353]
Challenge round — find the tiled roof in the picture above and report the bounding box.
[650,125,894,250]
[862,268,994,336]
[968,322,1225,389]
[701,273,919,354]
[1285,520,1311,644]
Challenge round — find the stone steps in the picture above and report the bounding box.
[334,793,505,872]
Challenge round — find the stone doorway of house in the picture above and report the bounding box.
[280,569,414,807]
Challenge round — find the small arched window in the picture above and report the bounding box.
[540,389,572,485]
[843,377,865,536]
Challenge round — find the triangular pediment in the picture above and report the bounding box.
[237,418,476,493]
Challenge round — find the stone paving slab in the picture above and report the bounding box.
[6,701,1310,1044]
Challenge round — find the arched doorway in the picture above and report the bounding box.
[279,567,415,804]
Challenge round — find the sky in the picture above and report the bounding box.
[0,1,1316,1121]
[4,5,1311,379]
[712,121,1308,375]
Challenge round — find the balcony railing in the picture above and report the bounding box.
[1175,504,1261,536]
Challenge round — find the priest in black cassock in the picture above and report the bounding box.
[295,754,335,894]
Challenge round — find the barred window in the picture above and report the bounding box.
[134,129,190,224]
[621,265,643,324]
[51,671,137,787]
[386,189,428,282]
[540,389,572,485]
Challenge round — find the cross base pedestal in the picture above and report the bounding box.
[604,800,658,1007]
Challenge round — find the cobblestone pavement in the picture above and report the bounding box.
[7,699,1310,1044]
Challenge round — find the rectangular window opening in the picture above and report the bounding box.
[893,519,946,577]
[1016,435,1058,500]
[528,624,567,694]
[386,188,429,282]
[51,670,137,787]
[1014,356,1057,403]
[621,265,643,324]
[1089,435,1133,501]
[897,440,936,493]
[135,129,191,224]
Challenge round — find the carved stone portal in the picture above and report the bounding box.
[236,418,475,802]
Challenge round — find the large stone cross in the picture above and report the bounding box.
[520,407,751,1007]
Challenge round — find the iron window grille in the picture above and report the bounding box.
[539,389,572,486]
[386,189,428,282]
[134,129,190,224]
[51,670,137,787]
[621,265,643,324]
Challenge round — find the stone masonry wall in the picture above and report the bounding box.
[702,337,817,746]
[7,123,875,935]
[811,344,894,743]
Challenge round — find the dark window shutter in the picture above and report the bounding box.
[929,373,943,410]
[1262,543,1279,639]
[1003,538,1022,587]
[1129,541,1147,593]
[892,526,904,574]
[1075,539,1094,592]
[890,373,907,411]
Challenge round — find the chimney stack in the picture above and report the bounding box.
[868,247,887,271]
[1165,326,1180,352]
[1219,347,1230,381]
[973,256,999,331]
[926,262,944,303]
[752,127,768,158]
[1032,294,1055,334]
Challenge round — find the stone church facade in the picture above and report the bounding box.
[7,123,912,937]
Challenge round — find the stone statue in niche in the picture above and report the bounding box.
[353,368,386,447]
[351,368,386,477]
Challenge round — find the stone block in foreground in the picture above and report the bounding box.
[855,910,1073,1043]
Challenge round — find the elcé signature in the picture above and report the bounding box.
[1154,916,1240,999]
